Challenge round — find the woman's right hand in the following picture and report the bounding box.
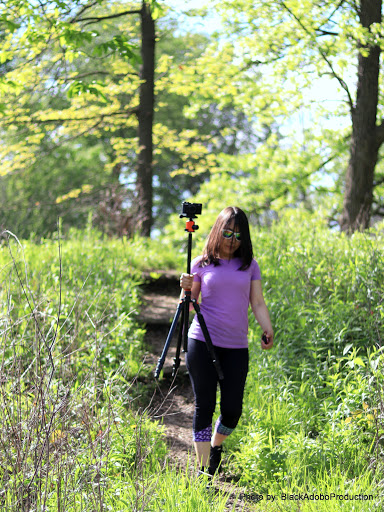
[180,273,194,291]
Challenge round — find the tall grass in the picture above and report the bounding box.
[0,229,236,511]
[225,214,384,510]
[1,216,383,510]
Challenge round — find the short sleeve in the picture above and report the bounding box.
[191,256,203,282]
[251,259,261,280]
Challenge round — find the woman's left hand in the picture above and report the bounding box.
[261,331,274,350]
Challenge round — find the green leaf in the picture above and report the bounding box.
[93,36,141,65]
[66,80,108,103]
[149,0,164,20]
[353,357,365,367]
[1,15,21,33]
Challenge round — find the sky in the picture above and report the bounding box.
[165,0,221,35]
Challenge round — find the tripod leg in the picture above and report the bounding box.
[183,291,191,353]
[154,301,184,379]
[172,301,186,377]
[192,300,224,381]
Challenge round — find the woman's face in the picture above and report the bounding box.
[219,219,241,259]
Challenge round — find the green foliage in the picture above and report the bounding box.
[103,462,235,511]
[1,0,384,236]
[1,1,263,236]
[0,141,115,238]
[0,229,146,376]
[168,0,384,228]
[0,1,145,233]
[194,0,358,122]
[91,35,141,64]
[221,215,384,506]
[66,80,109,102]
[1,216,384,508]
[0,228,235,510]
[179,131,349,227]
[0,228,151,509]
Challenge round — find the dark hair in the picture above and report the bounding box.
[201,206,254,270]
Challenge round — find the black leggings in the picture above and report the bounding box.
[185,338,249,439]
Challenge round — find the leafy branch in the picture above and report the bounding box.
[280,0,354,111]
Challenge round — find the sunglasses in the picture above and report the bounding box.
[222,229,241,241]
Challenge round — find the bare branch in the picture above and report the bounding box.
[1,108,139,128]
[241,54,286,71]
[61,70,110,80]
[60,70,139,81]
[316,29,339,37]
[78,9,142,27]
[320,0,347,28]
[69,0,101,23]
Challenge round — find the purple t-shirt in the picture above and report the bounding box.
[188,256,261,349]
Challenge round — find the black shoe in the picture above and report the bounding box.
[197,467,212,488]
[197,467,212,478]
[208,445,223,475]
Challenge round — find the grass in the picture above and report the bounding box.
[0,215,383,510]
[0,228,236,511]
[224,215,384,510]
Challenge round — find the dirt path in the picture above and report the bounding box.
[138,271,194,467]
[138,271,257,511]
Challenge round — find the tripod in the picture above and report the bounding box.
[154,213,224,381]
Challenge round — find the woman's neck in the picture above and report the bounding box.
[218,252,233,261]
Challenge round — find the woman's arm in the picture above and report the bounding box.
[250,280,274,350]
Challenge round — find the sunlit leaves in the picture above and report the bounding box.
[66,80,108,102]
[202,0,362,124]
[186,126,348,225]
[59,26,97,48]
[92,35,142,65]
[148,0,164,21]
[0,14,20,33]
[56,184,93,204]
[0,1,144,175]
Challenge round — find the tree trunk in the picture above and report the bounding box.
[340,0,382,232]
[136,1,155,236]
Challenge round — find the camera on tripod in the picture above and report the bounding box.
[181,202,202,218]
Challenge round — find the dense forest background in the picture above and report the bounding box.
[1,0,384,237]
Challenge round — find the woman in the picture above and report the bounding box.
[180,206,273,478]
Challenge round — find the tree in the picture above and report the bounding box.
[178,0,384,231]
[153,21,265,227]
[340,0,382,231]
[136,0,155,236]
[1,1,263,237]
[0,0,160,236]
